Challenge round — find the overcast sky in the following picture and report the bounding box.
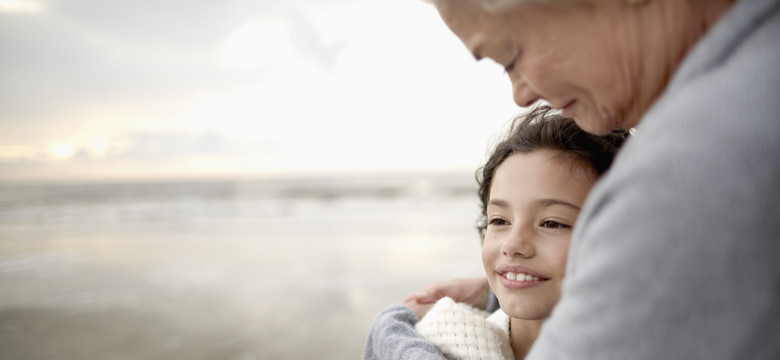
[0,0,520,181]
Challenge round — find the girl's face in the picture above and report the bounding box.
[482,149,595,319]
[433,0,655,134]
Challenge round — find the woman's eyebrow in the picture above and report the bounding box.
[469,44,484,61]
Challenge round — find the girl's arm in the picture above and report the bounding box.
[363,304,449,360]
[364,278,499,359]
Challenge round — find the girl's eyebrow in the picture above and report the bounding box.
[536,198,581,211]
[487,198,509,208]
[488,198,581,211]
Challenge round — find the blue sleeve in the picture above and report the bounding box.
[363,304,448,360]
[486,287,500,313]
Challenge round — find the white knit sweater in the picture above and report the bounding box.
[415,297,514,360]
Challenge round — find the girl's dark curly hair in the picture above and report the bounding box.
[476,105,630,239]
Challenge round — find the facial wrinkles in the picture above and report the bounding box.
[500,13,548,108]
[436,0,489,56]
[475,9,517,63]
[615,4,658,131]
[503,2,628,131]
[511,72,540,107]
[611,0,729,131]
[507,42,551,108]
[578,1,667,132]
[636,1,703,127]
[518,41,559,107]
[504,4,582,110]
[442,2,550,108]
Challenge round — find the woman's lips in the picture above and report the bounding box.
[561,100,577,117]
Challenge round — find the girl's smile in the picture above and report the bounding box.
[496,264,547,290]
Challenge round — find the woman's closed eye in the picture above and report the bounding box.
[503,60,516,74]
[502,50,521,74]
[540,220,571,230]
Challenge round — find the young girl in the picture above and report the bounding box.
[364,106,628,359]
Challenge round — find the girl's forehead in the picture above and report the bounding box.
[490,150,595,204]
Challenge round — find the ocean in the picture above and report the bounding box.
[0,174,486,359]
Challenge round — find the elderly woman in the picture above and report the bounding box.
[365,0,780,358]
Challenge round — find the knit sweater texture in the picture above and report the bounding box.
[415,297,512,360]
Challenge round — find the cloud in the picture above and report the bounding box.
[106,130,236,159]
[0,129,241,163]
[0,0,288,127]
[285,10,348,72]
[0,0,523,182]
[219,18,296,71]
[0,129,271,181]
[0,0,358,132]
[0,0,43,14]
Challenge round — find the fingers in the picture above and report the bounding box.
[403,299,435,320]
[403,291,435,304]
[403,277,490,308]
[402,292,424,304]
[403,281,450,304]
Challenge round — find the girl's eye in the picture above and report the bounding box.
[540,220,571,230]
[488,218,509,226]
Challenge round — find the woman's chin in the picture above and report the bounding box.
[573,114,621,135]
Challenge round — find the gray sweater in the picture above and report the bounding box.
[529,0,780,358]
[365,0,780,358]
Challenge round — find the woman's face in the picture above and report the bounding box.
[434,0,652,134]
[482,150,595,319]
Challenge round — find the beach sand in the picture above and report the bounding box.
[0,178,484,359]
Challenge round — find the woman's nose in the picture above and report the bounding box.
[510,74,541,107]
[500,227,535,258]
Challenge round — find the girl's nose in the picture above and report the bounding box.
[500,226,535,258]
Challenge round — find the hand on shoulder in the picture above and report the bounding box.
[403,277,490,319]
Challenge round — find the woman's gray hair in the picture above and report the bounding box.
[422,0,588,16]
[482,0,585,12]
[420,0,558,9]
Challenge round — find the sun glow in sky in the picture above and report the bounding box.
[0,0,519,181]
[0,0,43,14]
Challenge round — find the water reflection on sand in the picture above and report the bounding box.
[0,175,484,359]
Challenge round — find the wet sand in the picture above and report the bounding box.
[0,179,484,359]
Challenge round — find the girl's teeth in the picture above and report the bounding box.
[504,272,541,281]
